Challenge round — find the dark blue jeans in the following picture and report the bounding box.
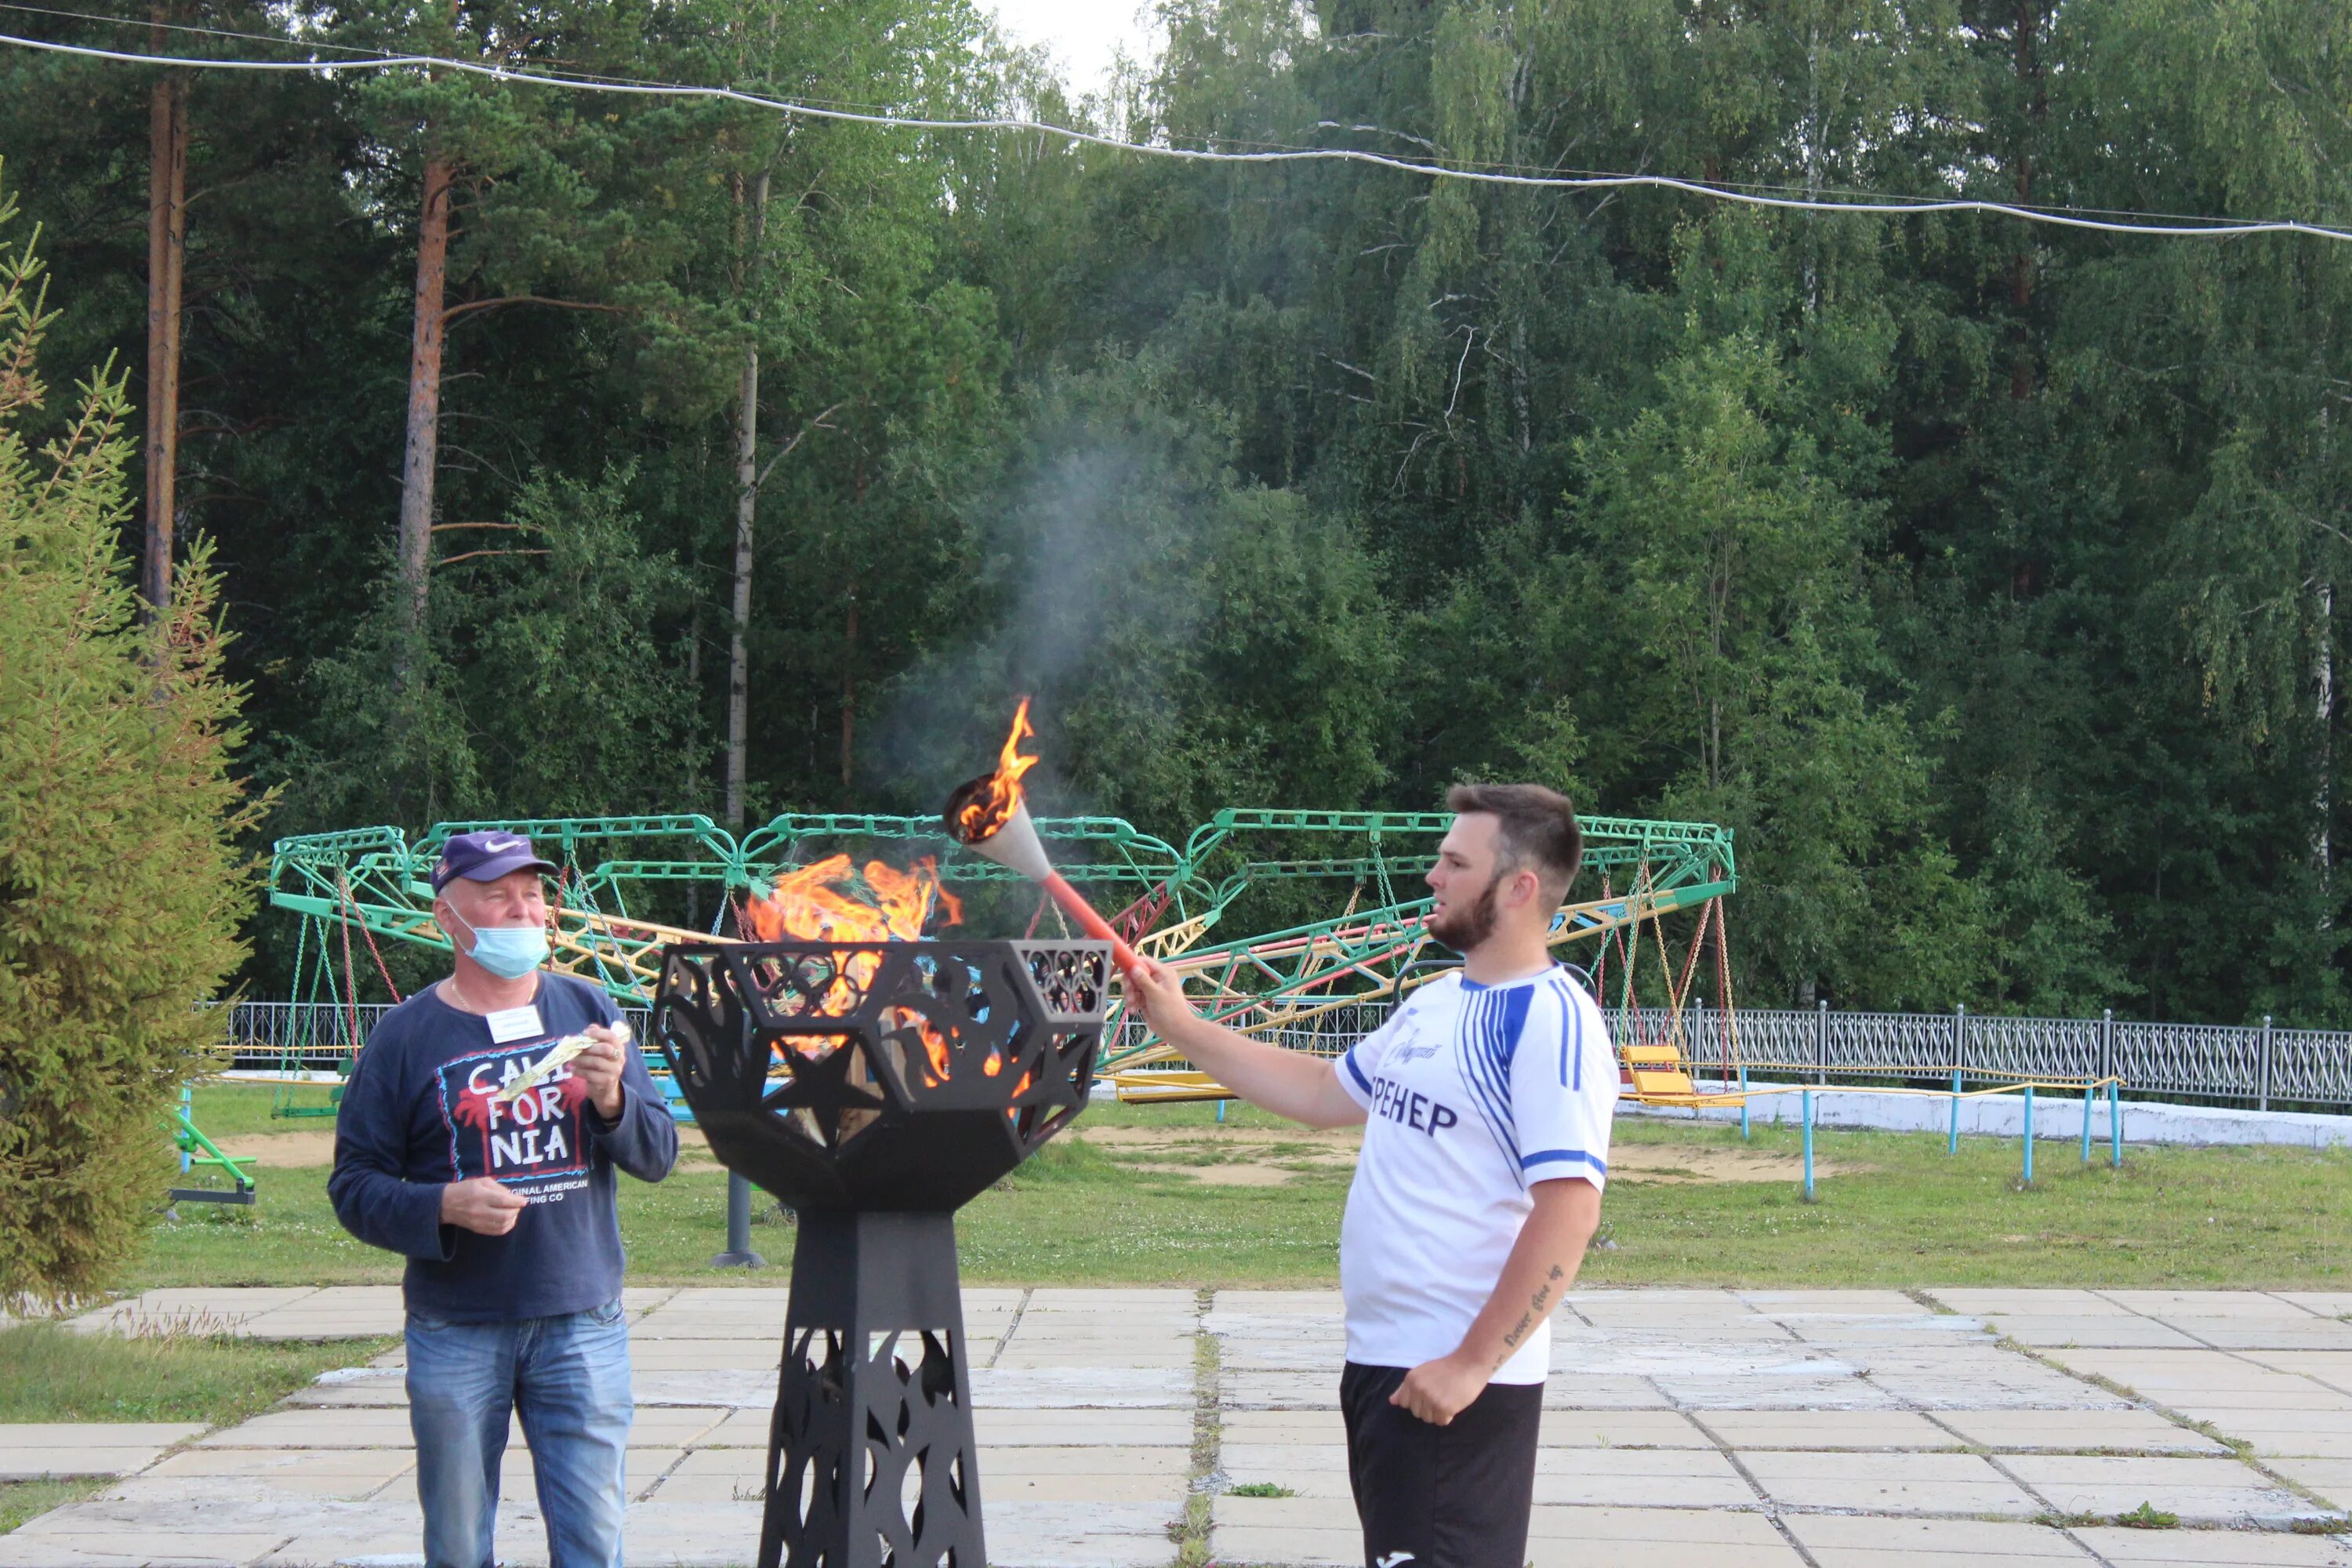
[405,1300,632,1568]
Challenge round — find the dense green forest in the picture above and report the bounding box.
[1,0,2347,1024]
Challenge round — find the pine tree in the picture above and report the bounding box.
[0,167,262,1304]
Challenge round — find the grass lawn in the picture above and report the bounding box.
[0,1320,382,1425]
[0,1320,387,1537]
[143,1082,2352,1292]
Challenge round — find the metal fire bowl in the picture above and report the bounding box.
[652,939,1110,1213]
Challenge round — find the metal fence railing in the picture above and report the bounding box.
[218,996,2352,1115]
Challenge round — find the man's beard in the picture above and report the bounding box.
[1426,870,1503,952]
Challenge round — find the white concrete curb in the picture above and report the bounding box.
[1621,1085,2352,1149]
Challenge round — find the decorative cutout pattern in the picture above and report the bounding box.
[653,940,1109,1213]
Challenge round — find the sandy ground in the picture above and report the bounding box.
[216,1118,1851,1185]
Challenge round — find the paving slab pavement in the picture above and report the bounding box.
[16,1287,2352,1565]
[0,1423,209,1482]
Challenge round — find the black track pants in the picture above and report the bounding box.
[1340,1360,1543,1568]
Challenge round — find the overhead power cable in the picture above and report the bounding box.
[5,27,2351,245]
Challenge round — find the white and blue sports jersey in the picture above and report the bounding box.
[1334,964,1616,1382]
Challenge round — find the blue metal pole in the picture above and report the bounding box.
[2082,1081,2094,1164]
[2110,1079,2122,1169]
[1216,1098,1227,1124]
[1740,1065,1750,1141]
[1949,1069,1961,1155]
[1802,1089,1816,1200]
[2022,1086,2034,1185]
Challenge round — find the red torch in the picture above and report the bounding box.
[942,699,1145,976]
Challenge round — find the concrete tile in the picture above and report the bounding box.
[981,1407,1195,1447]
[0,1421,205,1480]
[968,1367,1191,1408]
[146,1445,416,1498]
[2275,1295,2352,1319]
[0,1530,287,1566]
[1936,1408,2228,1454]
[985,1445,1185,1478]
[985,1501,1189,1568]
[1222,1370,1344,1409]
[67,1287,318,1338]
[1540,1375,1675,1410]
[2220,1425,2352,1460]
[995,1346,1194,1370]
[631,1370,778,1409]
[1735,1450,2041,1515]
[0,1541,154,1567]
[2071,1526,2352,1566]
[1524,1504,1799,1544]
[234,1284,405,1341]
[2002,1454,2326,1525]
[1525,1506,1808,1566]
[1740,1289,1935,1315]
[1529,1446,1753,1508]
[690,1406,778,1446]
[985,1468,1188,1504]
[1695,1410,1955,1450]
[1025,1287,1198,1311]
[1211,1494,1357,1566]
[199,1406,417,1448]
[1214,1290,1346,1314]
[1219,1410,1346,1446]
[2039,1348,2312,1396]
[2245,1353,2352,1395]
[2272,1457,2352,1506]
[1788,1514,2093,1563]
[641,1445,763,1504]
[626,1338,779,1370]
[2174,1323,2352,1352]
[0,1422,207,1450]
[1224,1442,1349,1479]
[1993,1316,2209,1348]
[617,1406,726,1446]
[1927,1289,2136,1317]
[2101,1292,2325,1319]
[1537,1410,1712,1447]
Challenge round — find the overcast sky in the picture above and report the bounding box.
[985,0,1160,93]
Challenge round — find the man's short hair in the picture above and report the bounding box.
[1445,782,1583,906]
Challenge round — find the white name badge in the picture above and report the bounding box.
[485,1004,545,1044]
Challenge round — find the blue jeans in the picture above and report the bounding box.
[406,1300,633,1568]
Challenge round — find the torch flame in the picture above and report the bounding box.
[949,698,1040,844]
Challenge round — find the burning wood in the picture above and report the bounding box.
[944,700,1145,975]
[743,853,960,943]
[742,855,964,1079]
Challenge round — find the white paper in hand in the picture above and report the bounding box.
[494,1021,630,1104]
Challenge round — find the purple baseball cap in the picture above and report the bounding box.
[431,830,559,895]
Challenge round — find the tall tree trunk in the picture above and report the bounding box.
[839,582,857,789]
[396,154,453,643]
[2314,576,2334,904]
[141,45,187,623]
[2009,0,2042,401]
[723,169,770,831]
[726,339,757,830]
[1802,20,1821,318]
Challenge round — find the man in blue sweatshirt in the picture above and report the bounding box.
[329,830,679,1568]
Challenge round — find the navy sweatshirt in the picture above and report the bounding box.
[328,972,678,1322]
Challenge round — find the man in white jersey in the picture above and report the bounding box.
[1127,782,1613,1568]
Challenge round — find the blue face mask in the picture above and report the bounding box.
[449,908,550,980]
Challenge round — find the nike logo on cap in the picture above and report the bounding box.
[484,835,525,852]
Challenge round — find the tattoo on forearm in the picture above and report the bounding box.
[1496,1277,1560,1366]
